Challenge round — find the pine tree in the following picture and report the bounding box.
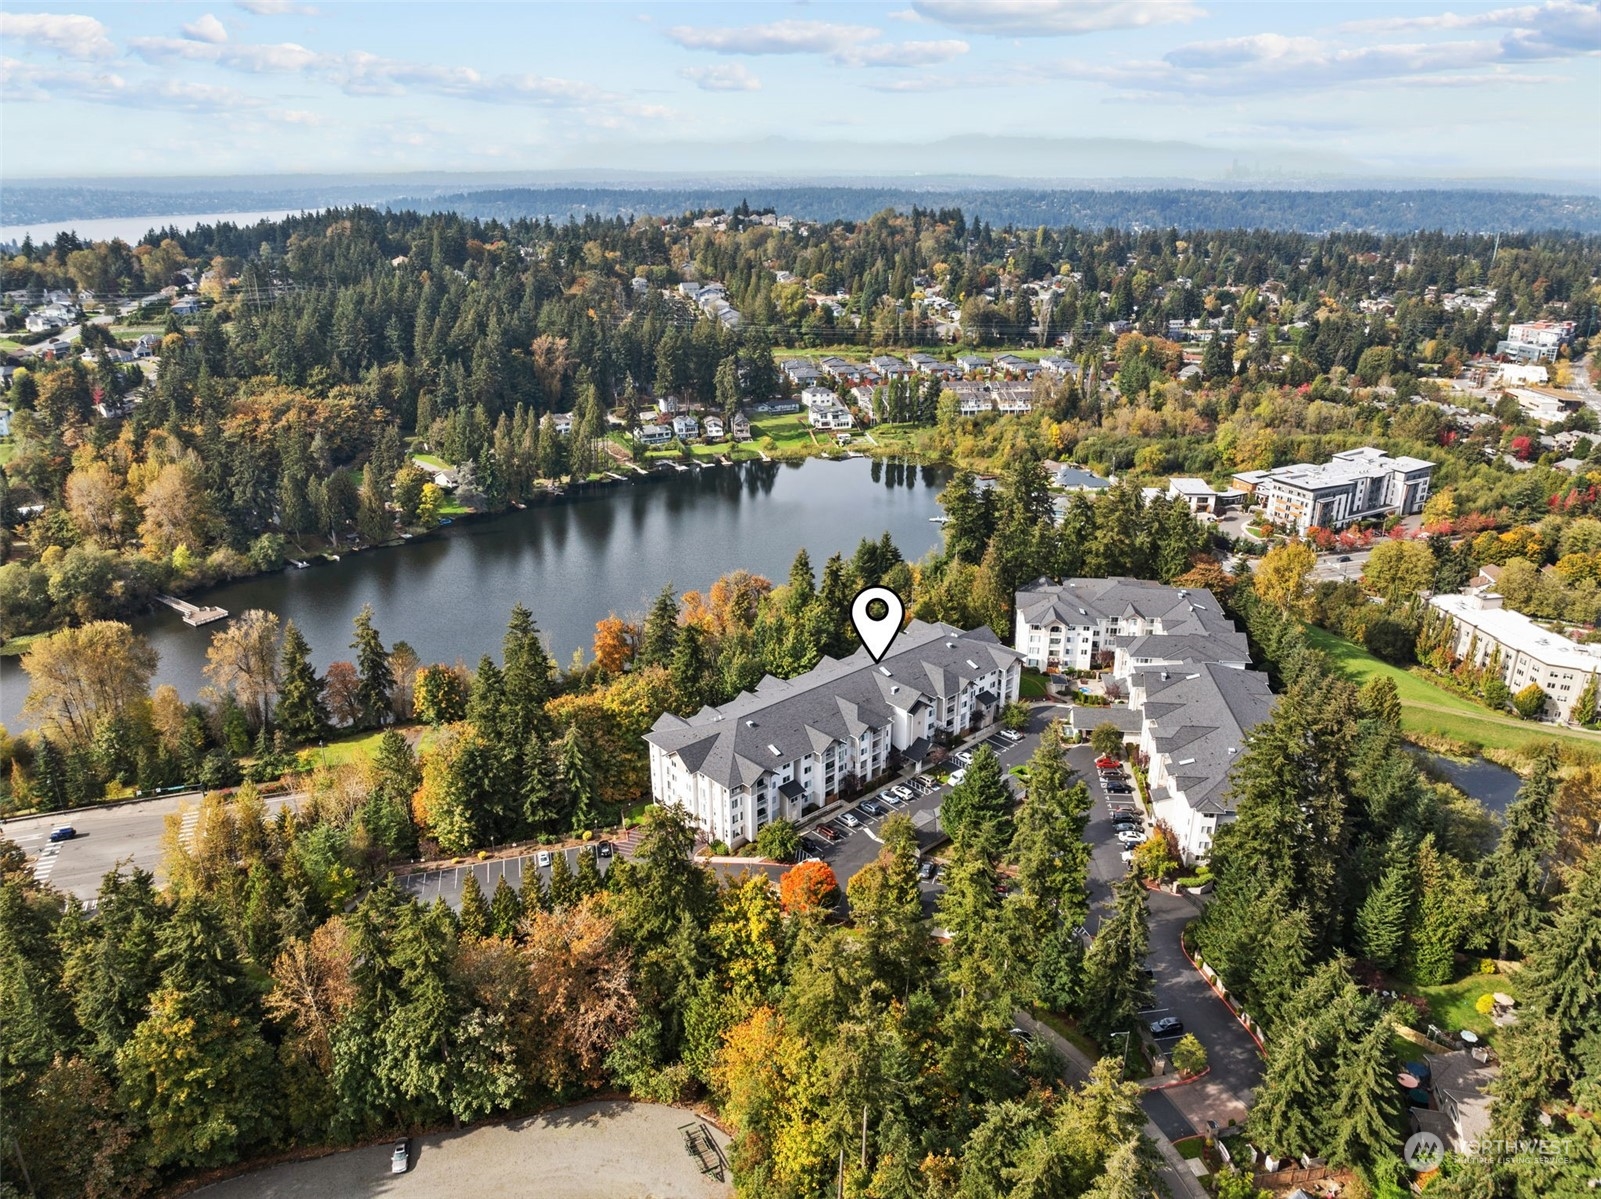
[350,604,394,729]
[669,623,712,715]
[488,875,522,939]
[519,856,549,915]
[1355,838,1415,971]
[1326,1019,1402,1170]
[1080,873,1151,1042]
[1516,846,1601,1053]
[575,844,605,897]
[1248,1018,1323,1158]
[274,620,326,743]
[556,725,598,833]
[1481,750,1558,959]
[1406,836,1486,985]
[457,871,490,940]
[638,584,680,667]
[547,851,579,910]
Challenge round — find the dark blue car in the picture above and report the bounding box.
[49,826,77,842]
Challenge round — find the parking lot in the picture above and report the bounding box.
[796,722,1041,914]
[396,842,617,910]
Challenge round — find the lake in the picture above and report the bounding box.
[0,458,950,730]
[0,209,321,248]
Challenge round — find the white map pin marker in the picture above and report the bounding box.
[851,585,906,663]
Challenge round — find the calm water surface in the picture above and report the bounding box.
[0,458,949,729]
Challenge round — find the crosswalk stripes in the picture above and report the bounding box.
[178,807,200,848]
[31,844,61,885]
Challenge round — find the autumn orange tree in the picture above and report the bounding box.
[778,860,839,915]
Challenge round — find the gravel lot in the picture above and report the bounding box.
[194,1101,733,1199]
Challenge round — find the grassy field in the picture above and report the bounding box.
[1305,625,1601,753]
[1019,670,1049,699]
[1415,970,1517,1041]
[748,413,818,450]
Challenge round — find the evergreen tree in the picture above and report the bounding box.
[1355,838,1415,971]
[1516,845,1601,1055]
[457,871,490,940]
[557,725,599,833]
[1080,873,1151,1042]
[1325,1019,1402,1170]
[547,851,580,910]
[488,875,522,939]
[519,855,549,914]
[274,620,326,743]
[574,844,605,898]
[1248,1018,1323,1158]
[350,604,394,729]
[638,584,680,668]
[669,623,713,715]
[940,746,1013,859]
[1481,750,1558,959]
[1573,674,1599,727]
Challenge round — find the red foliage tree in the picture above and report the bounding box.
[778,860,839,914]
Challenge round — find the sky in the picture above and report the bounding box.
[2,0,1599,183]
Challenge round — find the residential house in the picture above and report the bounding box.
[955,354,991,375]
[800,385,840,410]
[730,412,752,441]
[171,297,201,316]
[645,620,1022,846]
[753,398,801,415]
[0,405,11,437]
[1040,355,1079,376]
[550,412,575,435]
[993,353,1039,377]
[1052,465,1112,493]
[24,313,61,334]
[134,334,161,358]
[869,354,912,379]
[808,402,854,430]
[636,423,673,446]
[656,395,681,415]
[702,415,725,440]
[781,359,824,387]
[990,382,1035,414]
[672,414,699,441]
[1429,591,1601,722]
[1231,446,1435,534]
[1413,1052,1497,1156]
[850,385,877,422]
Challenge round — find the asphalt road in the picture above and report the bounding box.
[3,789,297,901]
[1068,741,1263,1133]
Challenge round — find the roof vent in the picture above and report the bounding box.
[891,685,899,694]
[767,744,782,756]
[745,719,757,728]
[1178,757,1197,766]
[966,659,979,669]
[879,666,891,676]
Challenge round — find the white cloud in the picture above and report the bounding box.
[679,63,762,91]
[667,19,881,56]
[182,14,230,44]
[130,35,321,74]
[1340,1,1601,58]
[235,0,320,14]
[911,0,1204,36]
[2,56,263,112]
[0,12,117,60]
[666,18,968,67]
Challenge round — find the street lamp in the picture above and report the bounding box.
[1109,1029,1132,1076]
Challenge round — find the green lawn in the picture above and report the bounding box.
[411,452,450,471]
[1415,971,1517,1041]
[1019,670,1049,699]
[1305,625,1601,753]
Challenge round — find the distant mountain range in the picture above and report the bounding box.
[5,151,1601,236]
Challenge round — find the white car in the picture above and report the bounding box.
[839,812,862,829]
[536,850,553,867]
[947,769,967,786]
[1116,829,1144,846]
[391,1140,409,1174]
[890,785,914,801]
[1120,849,1135,864]
[999,729,1024,742]
[955,750,975,765]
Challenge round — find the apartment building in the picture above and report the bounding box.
[1497,320,1577,364]
[1429,591,1601,722]
[645,621,1021,847]
[1232,446,1435,534]
[1014,576,1239,673]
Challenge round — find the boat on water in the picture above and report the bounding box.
[929,516,950,524]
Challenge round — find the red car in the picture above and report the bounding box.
[1094,757,1122,770]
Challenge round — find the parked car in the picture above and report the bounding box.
[1008,1026,1036,1044]
[948,769,967,786]
[999,728,1024,742]
[1120,849,1135,864]
[391,1140,409,1174]
[1107,783,1134,794]
[597,841,613,858]
[814,825,839,842]
[536,850,552,867]
[1116,828,1144,846]
[859,800,883,817]
[48,826,77,842]
[1094,757,1121,769]
[955,750,974,765]
[919,860,938,881]
[1111,817,1143,831]
[889,785,914,801]
[1149,1017,1184,1039]
[839,812,862,829]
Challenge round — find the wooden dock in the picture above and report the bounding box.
[156,595,229,626]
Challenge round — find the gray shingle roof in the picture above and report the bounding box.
[1016,577,1229,631]
[1134,661,1276,814]
[646,621,1019,790]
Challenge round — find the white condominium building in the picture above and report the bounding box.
[1014,577,1241,673]
[645,621,1021,847]
[1429,592,1601,722]
[1232,446,1435,534]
